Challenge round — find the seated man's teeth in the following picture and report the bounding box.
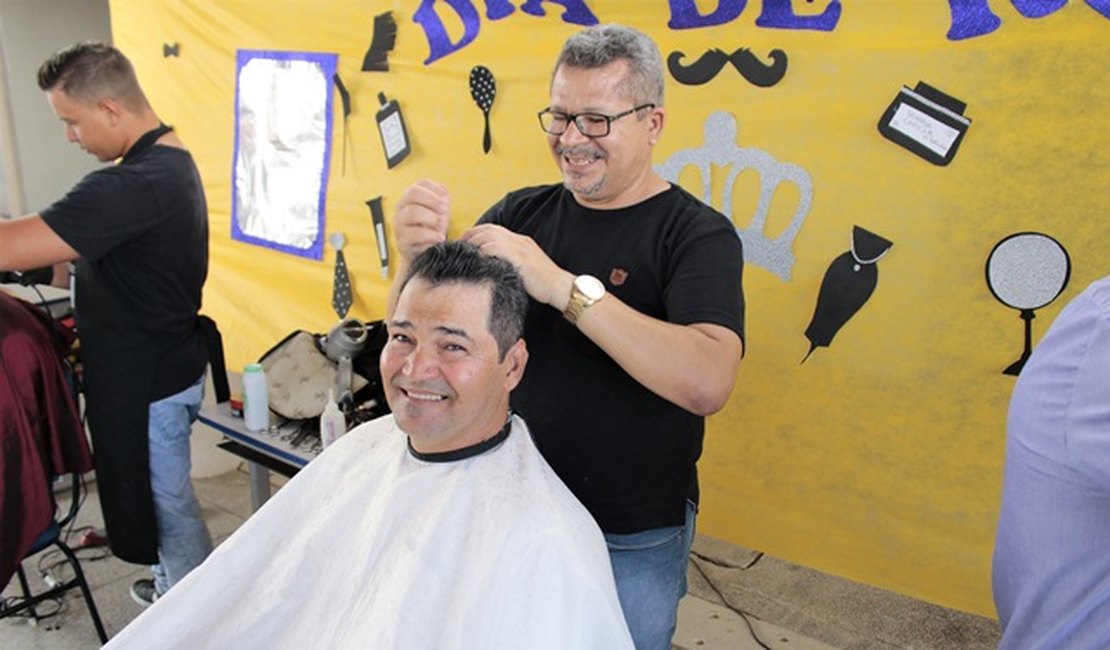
[406,390,445,401]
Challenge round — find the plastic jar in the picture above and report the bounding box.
[242,363,269,432]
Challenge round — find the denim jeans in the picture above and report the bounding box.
[148,374,212,594]
[605,500,697,650]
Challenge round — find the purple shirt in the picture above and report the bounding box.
[993,276,1110,649]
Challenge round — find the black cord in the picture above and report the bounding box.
[692,548,764,570]
[0,594,64,620]
[22,281,51,312]
[689,553,773,650]
[34,474,109,584]
[35,540,110,588]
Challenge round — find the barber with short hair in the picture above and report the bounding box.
[0,42,212,605]
[393,24,745,649]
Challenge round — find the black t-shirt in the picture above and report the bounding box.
[480,183,745,533]
[41,143,209,401]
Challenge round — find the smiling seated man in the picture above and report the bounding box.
[106,241,633,650]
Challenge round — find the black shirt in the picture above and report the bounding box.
[42,142,209,401]
[480,183,745,533]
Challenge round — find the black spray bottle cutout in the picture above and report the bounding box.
[375,92,411,169]
[802,226,893,363]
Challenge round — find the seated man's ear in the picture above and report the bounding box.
[503,339,528,391]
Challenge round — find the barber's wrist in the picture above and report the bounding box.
[562,274,606,325]
[548,272,576,311]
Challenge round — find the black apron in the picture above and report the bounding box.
[82,331,161,564]
[78,123,176,564]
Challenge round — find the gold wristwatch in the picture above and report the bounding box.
[563,275,606,324]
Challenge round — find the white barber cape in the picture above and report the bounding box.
[106,414,633,650]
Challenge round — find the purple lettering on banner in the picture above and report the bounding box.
[413,0,1109,62]
[667,0,747,30]
[947,0,1110,39]
[946,0,1002,39]
[520,0,600,24]
[414,0,484,65]
[1087,0,1110,19]
[486,0,516,19]
[755,0,841,31]
[1019,0,1110,19]
[1011,0,1068,17]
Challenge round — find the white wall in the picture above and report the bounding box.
[0,0,111,214]
[0,158,9,217]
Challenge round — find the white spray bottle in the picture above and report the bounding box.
[319,389,347,449]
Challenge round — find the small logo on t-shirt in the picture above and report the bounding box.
[609,268,629,286]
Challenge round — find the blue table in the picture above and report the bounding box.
[197,403,318,511]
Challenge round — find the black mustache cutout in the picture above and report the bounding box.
[668,48,788,87]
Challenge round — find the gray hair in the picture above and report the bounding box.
[37,41,149,111]
[400,241,528,361]
[553,24,664,107]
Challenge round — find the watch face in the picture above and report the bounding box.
[576,275,605,300]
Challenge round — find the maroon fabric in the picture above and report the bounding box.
[0,293,93,589]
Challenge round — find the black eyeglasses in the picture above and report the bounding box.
[537,104,655,138]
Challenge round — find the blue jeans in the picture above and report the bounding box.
[148,374,212,594]
[605,500,697,650]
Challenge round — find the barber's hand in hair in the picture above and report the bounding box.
[462,223,572,309]
[394,179,450,263]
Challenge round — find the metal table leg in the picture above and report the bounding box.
[247,462,271,511]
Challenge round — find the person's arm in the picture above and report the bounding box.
[574,296,742,415]
[50,262,71,288]
[0,214,79,272]
[461,223,743,415]
[386,179,451,316]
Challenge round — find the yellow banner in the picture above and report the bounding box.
[109,0,1110,616]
